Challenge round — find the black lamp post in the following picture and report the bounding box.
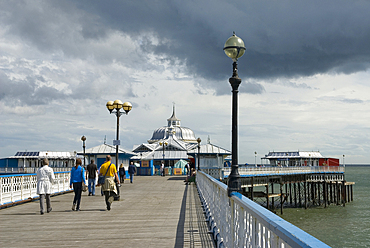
[81,136,86,168]
[197,137,201,171]
[343,154,345,167]
[254,151,257,167]
[159,141,168,166]
[223,32,246,197]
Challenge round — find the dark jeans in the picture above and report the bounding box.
[88,178,96,195]
[129,173,134,183]
[72,182,82,209]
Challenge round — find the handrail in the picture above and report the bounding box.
[0,172,72,206]
[222,166,344,178]
[0,167,72,174]
[196,171,330,248]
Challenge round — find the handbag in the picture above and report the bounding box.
[81,167,88,192]
[98,162,111,185]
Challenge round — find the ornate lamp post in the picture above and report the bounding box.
[223,32,246,197]
[159,141,168,165]
[343,154,345,167]
[197,137,201,171]
[254,151,257,167]
[106,100,132,174]
[81,136,86,168]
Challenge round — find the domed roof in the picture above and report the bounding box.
[148,105,197,144]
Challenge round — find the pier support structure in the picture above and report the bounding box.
[226,172,354,214]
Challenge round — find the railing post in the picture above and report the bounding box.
[29,175,32,197]
[21,176,24,200]
[10,176,14,203]
[230,198,236,247]
[0,176,2,205]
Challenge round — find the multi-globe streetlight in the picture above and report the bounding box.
[106,100,132,199]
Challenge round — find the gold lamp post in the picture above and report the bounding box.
[106,100,132,199]
[223,32,246,197]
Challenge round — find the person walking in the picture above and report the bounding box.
[86,159,98,196]
[119,163,126,183]
[128,161,136,183]
[160,162,165,177]
[99,155,120,210]
[70,158,86,211]
[36,158,55,215]
[185,162,190,176]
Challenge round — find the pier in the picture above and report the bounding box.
[1,168,347,247]
[0,176,214,248]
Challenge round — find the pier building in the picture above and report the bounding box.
[262,151,340,167]
[130,105,230,175]
[77,143,136,168]
[0,151,75,173]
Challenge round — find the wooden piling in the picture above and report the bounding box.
[294,183,297,207]
[323,181,327,208]
[280,183,283,215]
[304,181,307,209]
[298,182,302,208]
[271,182,275,210]
[336,181,340,205]
[342,180,346,206]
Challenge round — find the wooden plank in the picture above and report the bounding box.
[0,176,215,248]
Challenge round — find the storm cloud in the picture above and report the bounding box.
[1,0,370,163]
[2,0,370,93]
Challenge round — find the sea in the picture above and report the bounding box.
[276,165,370,248]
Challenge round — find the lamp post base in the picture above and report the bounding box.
[227,166,241,197]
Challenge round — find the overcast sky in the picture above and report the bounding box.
[1,0,370,164]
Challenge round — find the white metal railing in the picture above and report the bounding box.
[0,167,72,174]
[196,171,331,248]
[223,166,344,178]
[0,172,71,206]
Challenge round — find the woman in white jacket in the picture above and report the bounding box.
[37,158,55,215]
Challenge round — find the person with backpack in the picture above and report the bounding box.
[99,155,120,210]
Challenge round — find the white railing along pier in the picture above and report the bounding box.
[196,171,331,248]
[0,172,71,207]
[202,165,345,181]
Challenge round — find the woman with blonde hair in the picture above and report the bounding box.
[119,163,126,183]
[36,158,55,215]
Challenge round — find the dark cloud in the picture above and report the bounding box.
[242,82,265,95]
[280,80,312,89]
[0,71,67,106]
[2,0,370,96]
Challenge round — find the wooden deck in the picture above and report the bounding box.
[0,176,215,248]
